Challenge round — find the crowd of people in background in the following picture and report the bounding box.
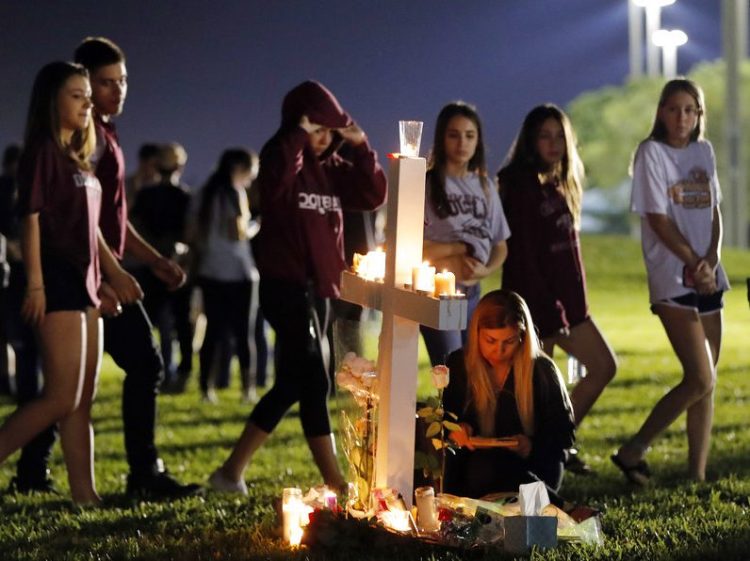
[0,34,728,505]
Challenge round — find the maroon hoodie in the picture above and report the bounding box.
[255,81,387,298]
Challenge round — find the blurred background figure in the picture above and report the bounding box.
[0,144,23,397]
[130,142,194,387]
[125,143,160,209]
[191,148,260,403]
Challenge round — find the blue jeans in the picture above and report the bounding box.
[420,283,480,366]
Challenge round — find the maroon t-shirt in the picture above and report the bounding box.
[93,116,127,259]
[17,138,102,306]
[498,166,588,338]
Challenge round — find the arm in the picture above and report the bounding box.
[20,213,45,326]
[462,240,508,284]
[529,357,576,456]
[98,230,143,304]
[327,133,387,212]
[256,127,310,206]
[423,240,468,262]
[124,221,186,290]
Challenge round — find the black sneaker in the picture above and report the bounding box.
[564,447,594,475]
[7,475,60,495]
[126,470,202,500]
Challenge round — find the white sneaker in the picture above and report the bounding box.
[201,389,219,404]
[208,468,248,496]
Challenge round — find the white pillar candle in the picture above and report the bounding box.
[282,487,303,545]
[412,262,436,293]
[434,270,456,296]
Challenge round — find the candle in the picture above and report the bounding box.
[414,486,440,532]
[412,262,435,293]
[433,270,455,297]
[356,248,386,282]
[282,487,304,545]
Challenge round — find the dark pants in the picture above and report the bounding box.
[8,264,51,482]
[444,446,565,507]
[198,277,255,393]
[103,300,164,475]
[249,279,331,437]
[137,269,193,381]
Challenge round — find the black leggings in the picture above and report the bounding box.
[249,279,332,437]
[198,277,255,392]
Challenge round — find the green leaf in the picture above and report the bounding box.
[426,422,441,438]
[442,421,462,432]
[447,411,458,420]
[416,407,433,418]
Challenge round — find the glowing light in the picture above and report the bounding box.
[652,29,687,47]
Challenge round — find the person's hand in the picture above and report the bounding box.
[98,281,123,317]
[508,434,532,459]
[460,256,484,286]
[151,256,186,291]
[693,259,717,295]
[338,122,366,146]
[109,269,144,304]
[449,423,475,450]
[298,114,317,133]
[462,256,490,283]
[21,286,45,327]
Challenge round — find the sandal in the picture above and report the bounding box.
[610,453,651,486]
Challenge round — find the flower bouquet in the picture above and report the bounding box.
[336,352,379,512]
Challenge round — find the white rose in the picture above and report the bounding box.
[431,365,450,389]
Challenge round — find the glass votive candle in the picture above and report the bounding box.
[399,120,423,157]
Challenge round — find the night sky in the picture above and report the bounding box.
[0,0,723,187]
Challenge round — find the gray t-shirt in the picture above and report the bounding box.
[424,172,510,264]
[631,139,729,302]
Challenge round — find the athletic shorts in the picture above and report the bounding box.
[651,291,724,316]
[41,254,93,313]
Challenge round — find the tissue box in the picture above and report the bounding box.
[504,515,557,554]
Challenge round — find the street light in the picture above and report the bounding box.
[652,29,688,78]
[633,0,677,77]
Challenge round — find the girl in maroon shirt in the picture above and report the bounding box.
[0,62,139,504]
[497,104,617,473]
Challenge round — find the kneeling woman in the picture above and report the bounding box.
[444,290,575,503]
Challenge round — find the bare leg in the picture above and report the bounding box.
[617,305,715,470]
[546,318,617,425]
[59,308,102,504]
[685,310,722,480]
[0,311,85,463]
[219,421,270,481]
[307,434,346,490]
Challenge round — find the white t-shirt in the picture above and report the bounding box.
[424,172,511,265]
[631,139,729,302]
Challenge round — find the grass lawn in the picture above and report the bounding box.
[1,234,749,560]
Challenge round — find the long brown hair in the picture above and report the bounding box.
[464,290,541,436]
[502,104,584,229]
[427,101,490,219]
[645,78,705,144]
[24,61,96,170]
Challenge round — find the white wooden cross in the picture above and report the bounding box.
[339,156,467,506]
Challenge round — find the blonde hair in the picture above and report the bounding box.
[464,290,541,436]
